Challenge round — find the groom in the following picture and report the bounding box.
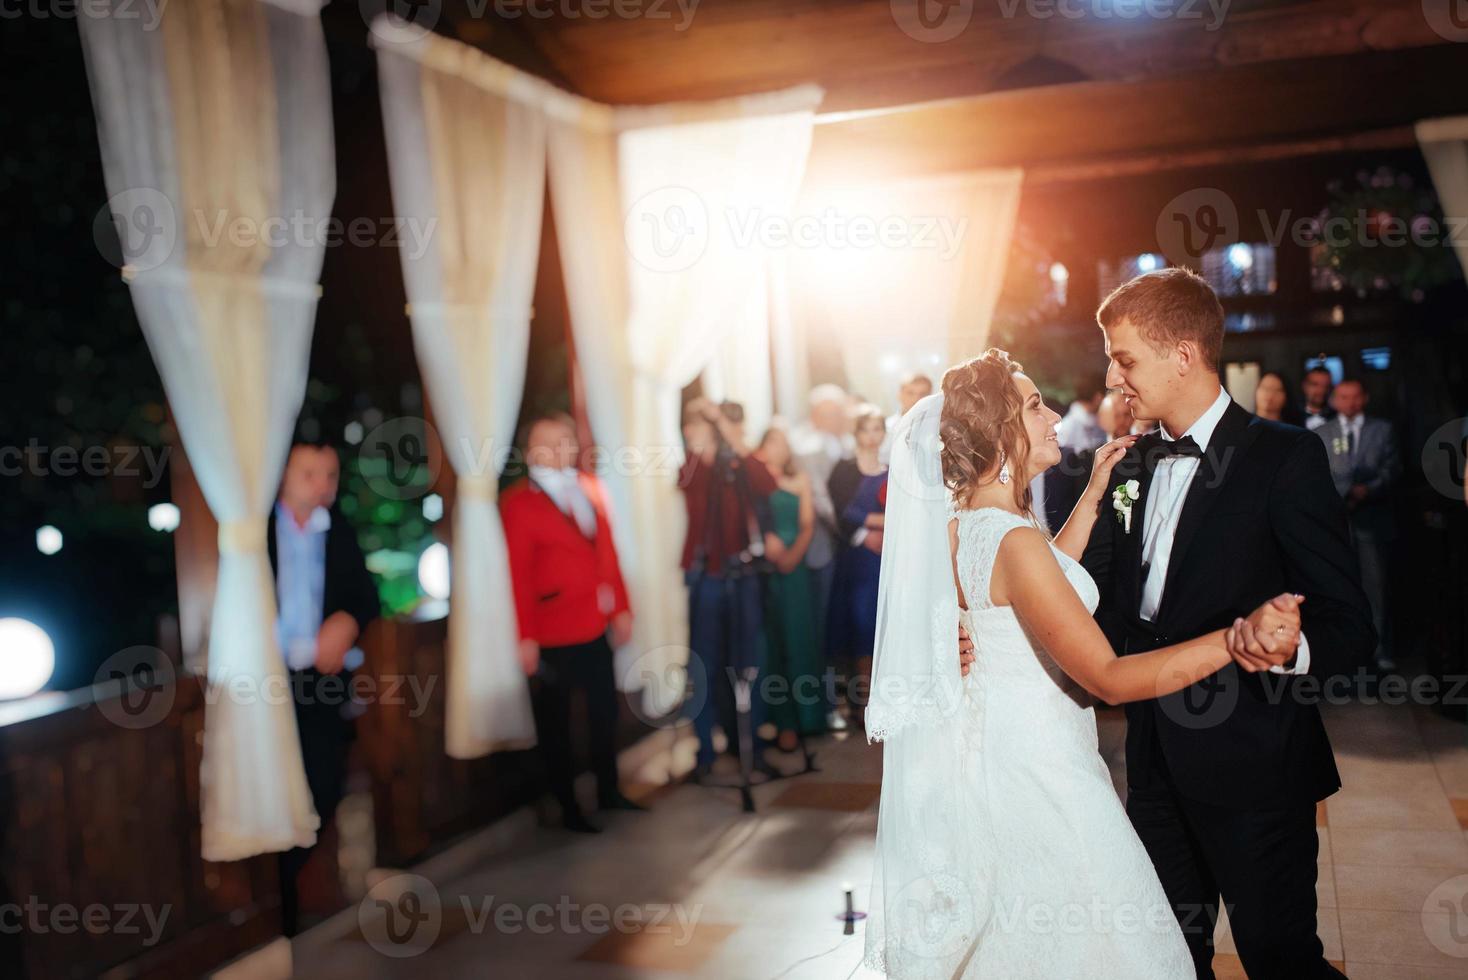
[1080,268,1373,979]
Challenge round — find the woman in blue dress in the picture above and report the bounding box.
[825,405,888,723]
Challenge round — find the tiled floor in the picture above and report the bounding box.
[288,698,1468,979]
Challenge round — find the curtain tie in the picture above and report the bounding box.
[218,517,269,554]
[458,472,497,502]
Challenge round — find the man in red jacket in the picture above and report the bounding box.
[502,411,643,833]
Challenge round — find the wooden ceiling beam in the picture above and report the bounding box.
[805,45,1468,182]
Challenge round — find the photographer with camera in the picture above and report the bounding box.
[678,397,780,782]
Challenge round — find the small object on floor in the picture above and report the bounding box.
[777,730,800,752]
[563,811,603,834]
[598,791,648,812]
[826,709,848,732]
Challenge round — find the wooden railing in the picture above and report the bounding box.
[0,674,278,979]
[0,606,658,977]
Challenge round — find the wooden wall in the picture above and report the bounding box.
[0,678,278,979]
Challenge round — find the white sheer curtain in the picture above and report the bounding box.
[550,89,822,716]
[78,0,333,860]
[374,20,542,758]
[788,169,1023,412]
[1417,116,1468,280]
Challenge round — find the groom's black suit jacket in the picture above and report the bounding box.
[1081,402,1374,810]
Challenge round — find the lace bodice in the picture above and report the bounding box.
[952,507,1099,614]
[951,507,1099,702]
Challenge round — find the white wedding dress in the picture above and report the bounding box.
[935,506,1193,979]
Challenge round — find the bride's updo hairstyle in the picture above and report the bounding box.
[940,348,1033,515]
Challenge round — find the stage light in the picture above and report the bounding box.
[418,542,450,600]
[1049,262,1069,283]
[36,525,62,555]
[344,421,365,445]
[148,503,180,532]
[423,493,444,522]
[0,618,55,699]
[1226,243,1254,271]
[1136,253,1161,273]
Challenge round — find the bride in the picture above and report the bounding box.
[862,350,1300,979]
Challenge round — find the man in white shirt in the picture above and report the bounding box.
[790,383,854,730]
[1300,366,1335,431]
[1055,380,1108,454]
[1317,378,1400,671]
[879,372,933,464]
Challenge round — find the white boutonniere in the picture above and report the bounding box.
[1112,480,1141,533]
[1331,436,1348,456]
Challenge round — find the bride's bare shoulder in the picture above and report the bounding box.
[991,524,1062,605]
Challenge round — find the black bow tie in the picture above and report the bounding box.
[1145,434,1204,459]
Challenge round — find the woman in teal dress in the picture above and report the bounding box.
[754,426,826,748]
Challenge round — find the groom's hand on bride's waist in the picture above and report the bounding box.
[1227,593,1305,672]
[958,623,975,676]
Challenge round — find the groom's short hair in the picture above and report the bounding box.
[1097,267,1224,372]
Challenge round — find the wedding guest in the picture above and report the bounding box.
[1055,378,1108,453]
[1047,389,1139,529]
[879,372,933,463]
[1097,389,1137,439]
[502,412,641,834]
[1301,366,1336,431]
[826,406,888,723]
[1254,370,1302,425]
[269,439,380,936]
[679,399,780,779]
[1317,379,1401,671]
[753,425,825,750]
[789,383,853,731]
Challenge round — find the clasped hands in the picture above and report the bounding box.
[1228,592,1305,673]
[955,593,1306,678]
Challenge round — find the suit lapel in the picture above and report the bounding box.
[1156,402,1260,625]
[1118,447,1159,620]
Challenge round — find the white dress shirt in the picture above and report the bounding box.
[1057,401,1106,453]
[274,501,331,670]
[1337,413,1365,455]
[1139,387,1310,675]
[529,465,596,537]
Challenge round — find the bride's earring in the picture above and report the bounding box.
[998,452,1011,485]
